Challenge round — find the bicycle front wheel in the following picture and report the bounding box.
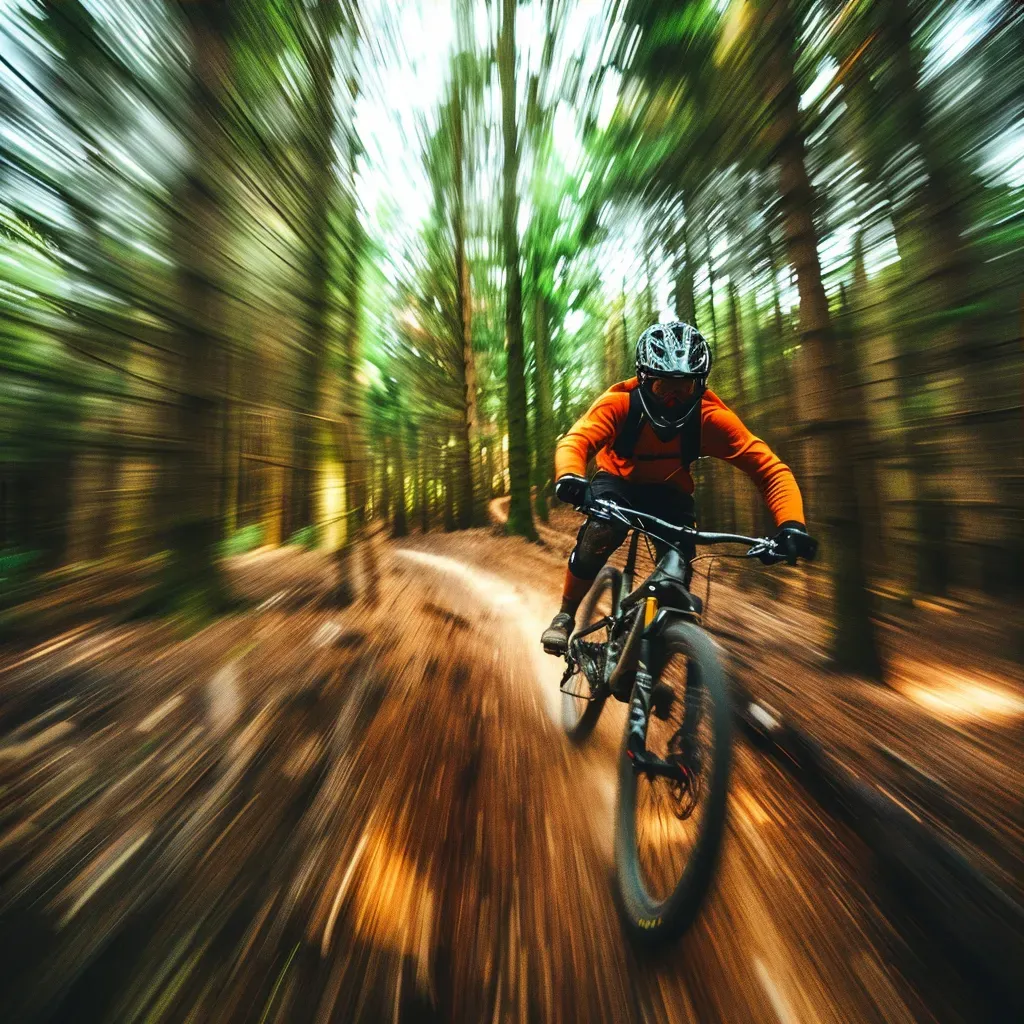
[615,620,732,944]
[562,566,619,742]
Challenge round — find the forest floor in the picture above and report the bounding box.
[0,513,1021,1023]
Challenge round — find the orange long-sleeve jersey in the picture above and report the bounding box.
[554,378,804,527]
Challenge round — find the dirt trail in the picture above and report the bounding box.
[0,534,992,1022]
[393,530,947,1024]
[491,498,1024,904]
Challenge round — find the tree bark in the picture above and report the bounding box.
[380,439,392,532]
[292,0,337,537]
[765,0,883,679]
[843,240,887,578]
[674,211,697,326]
[498,0,537,541]
[532,286,554,520]
[419,432,430,533]
[451,75,480,529]
[158,0,234,616]
[332,108,364,608]
[844,15,955,595]
[443,441,456,531]
[727,279,757,541]
[391,422,408,538]
[702,219,734,530]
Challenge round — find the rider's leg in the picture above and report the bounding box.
[562,518,628,609]
[542,516,628,653]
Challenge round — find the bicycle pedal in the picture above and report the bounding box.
[651,682,675,720]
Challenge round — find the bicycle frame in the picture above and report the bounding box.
[564,498,778,779]
[563,531,698,713]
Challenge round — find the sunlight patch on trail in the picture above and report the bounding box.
[892,664,1024,721]
[396,548,564,723]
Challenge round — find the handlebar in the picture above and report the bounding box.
[578,497,780,562]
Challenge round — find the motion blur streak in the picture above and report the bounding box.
[0,0,1022,1021]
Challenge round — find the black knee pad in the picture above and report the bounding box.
[568,518,627,578]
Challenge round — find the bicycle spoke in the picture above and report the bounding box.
[631,651,716,903]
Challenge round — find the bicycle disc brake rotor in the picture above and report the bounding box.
[667,717,704,820]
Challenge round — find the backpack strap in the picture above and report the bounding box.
[610,387,646,459]
[680,404,702,468]
[611,387,703,468]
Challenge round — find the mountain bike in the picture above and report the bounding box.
[558,497,797,944]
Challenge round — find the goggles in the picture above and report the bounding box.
[649,377,697,405]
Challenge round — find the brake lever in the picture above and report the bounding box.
[579,502,634,531]
[747,539,778,563]
[577,503,613,522]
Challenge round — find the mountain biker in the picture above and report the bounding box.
[541,321,817,655]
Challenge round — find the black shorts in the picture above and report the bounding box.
[589,471,695,527]
[569,472,695,579]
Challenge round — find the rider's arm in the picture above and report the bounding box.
[554,390,628,479]
[701,390,805,527]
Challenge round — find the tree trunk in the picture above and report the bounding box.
[844,17,955,596]
[331,112,364,608]
[703,222,720,347]
[603,301,625,388]
[410,426,421,531]
[221,341,240,540]
[557,369,572,436]
[451,74,480,529]
[844,241,887,578]
[642,234,656,326]
[484,429,496,502]
[702,220,733,530]
[727,279,757,542]
[380,440,391,532]
[498,0,537,541]
[292,0,337,538]
[443,442,456,531]
[766,0,883,680]
[1011,292,1024,661]
[158,0,234,616]
[674,212,697,326]
[532,286,554,521]
[419,433,430,533]
[391,424,408,538]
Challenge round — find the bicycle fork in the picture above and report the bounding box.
[626,599,685,782]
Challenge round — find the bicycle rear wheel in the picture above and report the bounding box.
[615,620,732,944]
[562,566,619,742]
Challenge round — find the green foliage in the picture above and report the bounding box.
[220,525,265,557]
[0,0,1021,638]
[287,526,320,549]
[0,549,42,603]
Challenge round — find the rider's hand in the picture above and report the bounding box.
[554,474,590,507]
[762,522,818,566]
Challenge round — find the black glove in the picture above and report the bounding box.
[762,521,818,566]
[554,474,590,507]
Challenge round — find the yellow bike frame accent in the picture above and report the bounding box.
[644,595,658,626]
